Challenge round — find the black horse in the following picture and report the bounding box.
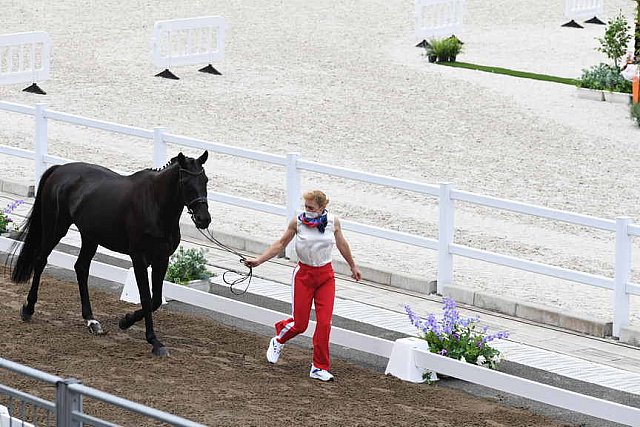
[10,151,211,356]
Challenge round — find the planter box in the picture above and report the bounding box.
[576,87,604,101]
[185,279,211,293]
[385,337,438,383]
[603,91,632,105]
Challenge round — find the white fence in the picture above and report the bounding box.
[0,101,639,338]
[564,0,604,21]
[415,0,465,41]
[152,16,226,71]
[0,32,51,86]
[0,354,204,426]
[1,236,639,426]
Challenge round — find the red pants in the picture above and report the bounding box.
[275,262,335,371]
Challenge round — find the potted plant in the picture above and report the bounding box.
[427,37,463,63]
[577,63,632,102]
[424,40,437,63]
[0,200,24,237]
[165,246,213,292]
[403,298,509,382]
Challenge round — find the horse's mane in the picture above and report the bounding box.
[148,156,178,172]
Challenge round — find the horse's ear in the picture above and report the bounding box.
[177,152,186,167]
[198,151,208,165]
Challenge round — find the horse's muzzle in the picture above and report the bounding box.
[192,204,211,229]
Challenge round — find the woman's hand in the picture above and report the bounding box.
[244,258,261,268]
[351,266,362,281]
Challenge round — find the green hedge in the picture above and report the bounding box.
[437,62,581,86]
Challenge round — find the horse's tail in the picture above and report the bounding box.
[10,167,58,283]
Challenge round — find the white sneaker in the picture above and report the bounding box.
[266,337,283,364]
[309,365,334,382]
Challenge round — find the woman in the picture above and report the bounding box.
[244,190,362,381]
[621,53,639,82]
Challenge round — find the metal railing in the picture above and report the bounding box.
[0,357,205,427]
[0,101,638,336]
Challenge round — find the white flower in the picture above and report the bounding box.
[459,356,467,363]
[476,355,486,366]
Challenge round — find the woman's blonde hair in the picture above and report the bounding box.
[303,190,329,208]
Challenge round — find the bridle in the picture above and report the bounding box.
[179,168,208,215]
[178,166,254,295]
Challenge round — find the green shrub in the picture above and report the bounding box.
[165,246,212,285]
[579,63,632,93]
[631,102,640,127]
[596,12,631,68]
[426,37,463,63]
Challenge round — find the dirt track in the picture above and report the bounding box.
[0,268,572,426]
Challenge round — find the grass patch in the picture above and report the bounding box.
[438,61,581,86]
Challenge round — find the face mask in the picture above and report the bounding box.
[305,211,320,219]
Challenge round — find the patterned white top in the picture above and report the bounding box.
[295,213,335,266]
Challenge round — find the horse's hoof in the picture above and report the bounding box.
[152,345,169,357]
[87,319,107,335]
[20,305,33,322]
[118,314,132,330]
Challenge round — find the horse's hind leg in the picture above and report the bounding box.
[22,225,71,321]
[21,254,48,321]
[75,237,105,335]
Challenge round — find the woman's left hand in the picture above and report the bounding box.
[351,266,362,281]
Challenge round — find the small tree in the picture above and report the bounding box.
[596,12,632,69]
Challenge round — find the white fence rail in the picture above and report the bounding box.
[564,0,604,21]
[0,101,639,337]
[0,32,51,85]
[152,16,226,69]
[415,0,465,41]
[1,236,638,426]
[411,347,640,426]
[0,354,204,427]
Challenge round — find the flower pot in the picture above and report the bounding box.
[576,87,604,101]
[603,91,632,105]
[385,337,439,383]
[186,279,211,293]
[0,230,19,239]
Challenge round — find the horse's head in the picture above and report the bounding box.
[176,151,211,229]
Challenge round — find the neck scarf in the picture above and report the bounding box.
[299,210,328,233]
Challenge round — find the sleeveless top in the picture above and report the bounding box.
[295,213,336,267]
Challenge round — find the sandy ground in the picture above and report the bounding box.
[0,0,639,324]
[0,269,573,427]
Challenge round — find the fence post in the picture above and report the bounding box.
[153,127,167,169]
[56,379,83,427]
[437,182,454,295]
[285,152,300,260]
[613,216,632,337]
[34,103,48,192]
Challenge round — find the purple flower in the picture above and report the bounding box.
[404,298,509,370]
[404,305,422,330]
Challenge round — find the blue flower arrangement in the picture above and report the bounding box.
[404,298,509,369]
[0,200,24,233]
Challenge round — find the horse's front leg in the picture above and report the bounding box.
[118,257,168,357]
[75,237,105,335]
[150,257,169,313]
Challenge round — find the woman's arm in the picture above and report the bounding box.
[334,217,362,281]
[244,218,297,267]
